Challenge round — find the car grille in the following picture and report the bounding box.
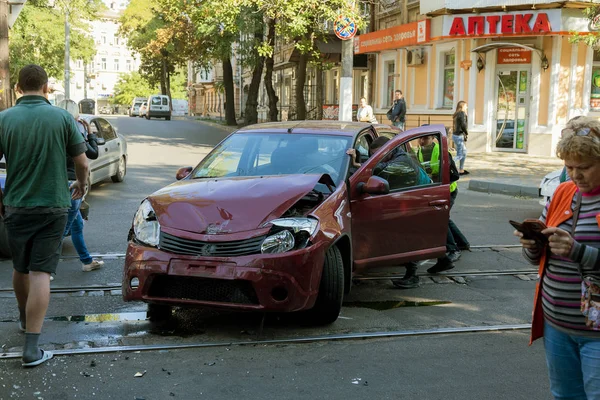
[148,275,259,305]
[159,232,266,257]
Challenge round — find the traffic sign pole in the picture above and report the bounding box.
[334,15,357,122]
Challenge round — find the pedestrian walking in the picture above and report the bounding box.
[516,116,600,399]
[386,90,406,130]
[0,65,89,367]
[452,101,469,175]
[62,101,104,273]
[356,97,377,124]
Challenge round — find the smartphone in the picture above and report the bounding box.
[509,219,548,244]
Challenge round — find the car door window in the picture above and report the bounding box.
[89,120,100,136]
[354,133,372,164]
[95,119,117,141]
[412,133,442,183]
[162,97,168,106]
[151,97,161,106]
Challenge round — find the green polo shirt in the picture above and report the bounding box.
[0,95,86,208]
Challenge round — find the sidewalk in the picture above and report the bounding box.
[459,152,564,197]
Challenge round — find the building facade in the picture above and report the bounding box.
[354,0,596,156]
[66,0,141,112]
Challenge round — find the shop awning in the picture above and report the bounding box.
[471,42,543,59]
[471,42,548,70]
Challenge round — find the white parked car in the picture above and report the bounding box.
[539,168,563,206]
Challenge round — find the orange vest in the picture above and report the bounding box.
[530,181,578,345]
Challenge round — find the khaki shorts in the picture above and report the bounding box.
[4,210,68,274]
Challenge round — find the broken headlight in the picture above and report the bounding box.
[261,217,319,254]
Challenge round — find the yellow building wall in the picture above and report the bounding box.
[413,64,428,106]
[463,40,471,105]
[556,37,572,125]
[538,37,552,126]
[474,40,485,125]
[429,47,437,109]
[575,43,588,110]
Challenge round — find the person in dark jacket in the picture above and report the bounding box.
[63,114,104,273]
[387,90,407,130]
[453,101,469,175]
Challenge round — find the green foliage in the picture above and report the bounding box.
[112,71,157,105]
[9,0,103,84]
[570,5,600,48]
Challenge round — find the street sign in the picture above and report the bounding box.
[334,15,357,40]
[9,0,27,29]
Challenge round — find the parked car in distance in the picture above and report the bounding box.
[0,115,128,258]
[539,168,563,206]
[123,121,449,324]
[138,102,148,118]
[130,97,146,117]
[146,94,171,120]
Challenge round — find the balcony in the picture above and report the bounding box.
[422,0,595,15]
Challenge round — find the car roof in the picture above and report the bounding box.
[236,121,374,137]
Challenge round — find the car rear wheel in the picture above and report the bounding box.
[147,303,173,322]
[145,113,150,120]
[0,219,11,259]
[305,245,344,325]
[165,116,171,121]
[111,156,126,183]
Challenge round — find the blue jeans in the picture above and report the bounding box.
[64,197,93,264]
[393,121,405,131]
[543,321,600,400]
[453,134,467,171]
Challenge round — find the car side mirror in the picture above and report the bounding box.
[357,176,390,195]
[176,166,193,180]
[95,137,106,146]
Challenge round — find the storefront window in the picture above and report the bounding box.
[590,51,600,111]
[443,51,455,108]
[386,61,395,107]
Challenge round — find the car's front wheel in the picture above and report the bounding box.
[305,245,344,325]
[147,303,172,322]
[111,156,126,183]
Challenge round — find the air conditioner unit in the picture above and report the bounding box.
[407,49,423,66]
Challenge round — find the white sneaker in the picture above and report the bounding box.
[82,259,104,272]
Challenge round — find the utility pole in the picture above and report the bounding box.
[0,0,11,110]
[64,8,70,100]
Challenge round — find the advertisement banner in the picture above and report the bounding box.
[354,19,430,54]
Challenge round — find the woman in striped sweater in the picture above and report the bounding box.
[516,116,600,399]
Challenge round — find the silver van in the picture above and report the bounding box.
[146,94,171,120]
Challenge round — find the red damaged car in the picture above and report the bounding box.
[123,121,451,324]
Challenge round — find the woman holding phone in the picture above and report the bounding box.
[515,116,600,399]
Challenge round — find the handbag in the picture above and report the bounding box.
[571,191,600,330]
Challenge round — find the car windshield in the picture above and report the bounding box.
[191,133,351,185]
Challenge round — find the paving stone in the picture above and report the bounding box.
[515,274,531,281]
[450,276,467,284]
[87,291,105,297]
[110,290,122,296]
[431,276,453,284]
[420,277,435,284]
[0,293,15,298]
[71,291,86,297]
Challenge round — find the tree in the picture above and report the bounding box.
[9,0,102,85]
[112,71,157,106]
[570,6,600,48]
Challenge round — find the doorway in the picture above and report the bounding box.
[493,68,530,152]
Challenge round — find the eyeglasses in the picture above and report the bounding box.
[561,127,600,143]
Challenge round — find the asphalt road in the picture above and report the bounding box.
[0,116,552,399]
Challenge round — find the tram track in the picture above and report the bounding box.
[0,323,531,359]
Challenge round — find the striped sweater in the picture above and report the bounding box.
[524,186,600,336]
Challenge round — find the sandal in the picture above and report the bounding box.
[22,349,53,368]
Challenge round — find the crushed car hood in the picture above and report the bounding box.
[148,175,333,234]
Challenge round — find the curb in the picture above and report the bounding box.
[468,179,540,198]
[173,116,238,133]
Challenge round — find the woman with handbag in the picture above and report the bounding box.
[515,116,600,399]
[356,97,377,124]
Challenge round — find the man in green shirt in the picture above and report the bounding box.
[0,65,89,368]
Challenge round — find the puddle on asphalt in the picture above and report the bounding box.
[344,300,451,311]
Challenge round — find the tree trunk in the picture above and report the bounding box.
[316,64,323,120]
[166,66,173,111]
[264,18,278,121]
[160,57,167,95]
[244,32,265,125]
[222,56,237,126]
[295,52,308,120]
